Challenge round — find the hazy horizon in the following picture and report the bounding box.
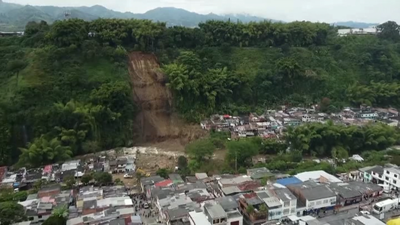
[3,0,399,23]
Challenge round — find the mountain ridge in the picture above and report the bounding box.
[0,1,379,31]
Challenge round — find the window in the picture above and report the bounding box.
[323,199,329,204]
[291,208,296,214]
[387,171,390,174]
[283,209,290,215]
[394,180,397,184]
[386,177,389,181]
[309,202,315,207]
[284,201,290,207]
[316,201,322,205]
[395,174,398,178]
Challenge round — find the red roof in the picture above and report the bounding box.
[0,166,7,182]
[243,192,257,199]
[155,179,172,187]
[223,115,231,118]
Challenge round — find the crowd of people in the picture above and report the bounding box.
[131,193,160,223]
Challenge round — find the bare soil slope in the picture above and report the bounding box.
[128,52,205,147]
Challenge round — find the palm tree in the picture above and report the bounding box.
[19,136,72,167]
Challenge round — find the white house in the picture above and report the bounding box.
[274,188,297,217]
[382,166,400,190]
[287,181,337,216]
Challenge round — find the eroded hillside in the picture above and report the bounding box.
[128,52,205,146]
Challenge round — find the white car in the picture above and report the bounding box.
[360,211,370,215]
[123,174,133,179]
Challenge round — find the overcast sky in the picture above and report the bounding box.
[4,0,400,23]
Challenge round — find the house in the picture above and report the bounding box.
[164,207,190,225]
[218,176,252,188]
[67,207,135,225]
[358,111,378,119]
[19,199,53,223]
[155,179,173,188]
[169,174,184,185]
[359,165,384,183]
[238,193,268,225]
[346,215,386,225]
[76,187,103,209]
[62,160,81,172]
[348,181,382,198]
[42,165,52,181]
[195,173,208,180]
[222,186,242,196]
[329,183,362,207]
[82,196,133,215]
[246,167,272,180]
[140,176,165,197]
[0,31,24,37]
[216,196,243,225]
[189,211,212,225]
[204,203,228,225]
[276,177,302,187]
[337,28,379,37]
[37,184,61,198]
[283,118,302,127]
[294,170,342,183]
[273,188,297,217]
[256,190,283,221]
[382,166,400,190]
[287,181,337,216]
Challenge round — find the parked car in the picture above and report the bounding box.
[360,211,370,215]
[123,174,133,179]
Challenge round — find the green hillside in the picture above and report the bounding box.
[0,18,399,167]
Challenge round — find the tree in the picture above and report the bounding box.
[7,59,27,87]
[226,139,259,169]
[63,175,76,189]
[319,97,331,113]
[0,202,27,225]
[185,139,215,162]
[93,172,112,185]
[81,174,93,185]
[177,156,188,169]
[114,178,124,185]
[18,136,72,167]
[377,21,400,41]
[259,204,268,213]
[42,215,67,225]
[43,206,68,225]
[246,204,255,214]
[156,168,171,179]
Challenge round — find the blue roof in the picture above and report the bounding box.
[276,177,302,186]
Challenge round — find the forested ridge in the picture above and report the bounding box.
[1,18,400,167]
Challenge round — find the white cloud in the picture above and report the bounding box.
[4,0,400,23]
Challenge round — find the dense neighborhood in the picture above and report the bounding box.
[201,106,399,140]
[3,148,400,225]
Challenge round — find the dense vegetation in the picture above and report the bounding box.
[182,121,400,175]
[0,18,400,167]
